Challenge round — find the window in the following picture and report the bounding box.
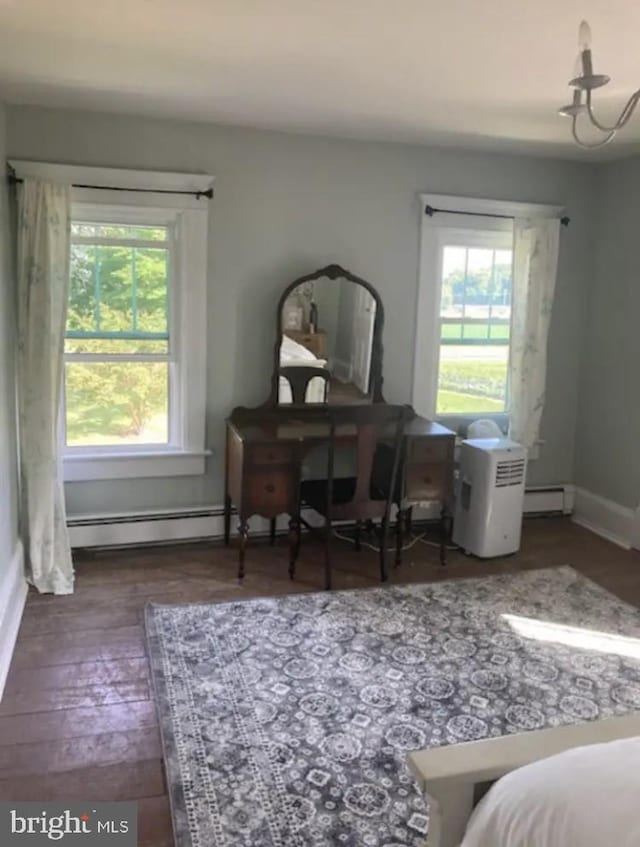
[436,239,513,416]
[413,194,563,431]
[65,222,173,449]
[9,161,212,480]
[61,193,209,481]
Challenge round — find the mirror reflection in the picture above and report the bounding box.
[278,277,377,404]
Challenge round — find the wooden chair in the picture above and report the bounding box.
[372,446,451,568]
[266,366,330,548]
[279,366,329,404]
[295,404,410,590]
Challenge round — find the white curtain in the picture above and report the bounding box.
[509,217,560,452]
[16,179,74,594]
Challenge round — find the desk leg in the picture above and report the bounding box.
[354,521,362,552]
[269,518,277,546]
[406,506,413,536]
[288,516,300,580]
[238,520,249,582]
[395,506,404,568]
[324,519,333,591]
[224,494,232,546]
[380,515,390,583]
[439,508,450,567]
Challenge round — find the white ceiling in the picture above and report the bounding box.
[0,0,639,159]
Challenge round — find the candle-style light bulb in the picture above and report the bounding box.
[578,20,592,51]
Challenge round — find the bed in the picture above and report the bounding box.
[278,333,329,404]
[408,712,640,847]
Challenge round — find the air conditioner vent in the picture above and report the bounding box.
[495,458,526,488]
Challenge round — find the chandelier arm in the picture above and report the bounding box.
[571,115,616,148]
[616,90,640,128]
[585,87,640,132]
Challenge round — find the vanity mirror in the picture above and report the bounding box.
[272,264,384,405]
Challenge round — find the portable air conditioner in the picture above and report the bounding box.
[453,438,527,558]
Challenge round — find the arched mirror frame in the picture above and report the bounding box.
[270,263,385,406]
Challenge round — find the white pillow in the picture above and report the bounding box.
[460,736,640,847]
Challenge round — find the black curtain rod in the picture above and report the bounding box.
[7,173,213,200]
[425,204,569,227]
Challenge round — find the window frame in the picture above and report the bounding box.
[433,227,514,430]
[413,193,563,434]
[64,204,179,456]
[9,160,213,481]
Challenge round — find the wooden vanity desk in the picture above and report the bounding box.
[224,406,455,569]
[223,263,456,578]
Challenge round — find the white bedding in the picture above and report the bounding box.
[280,334,321,364]
[279,334,328,403]
[460,736,640,847]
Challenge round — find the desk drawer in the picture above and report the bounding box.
[245,469,297,518]
[247,445,295,466]
[405,462,450,503]
[408,438,451,463]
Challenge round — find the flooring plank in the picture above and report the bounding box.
[5,658,149,693]
[18,608,140,638]
[24,577,235,616]
[0,681,150,717]
[9,626,146,670]
[0,701,157,746]
[0,728,162,779]
[0,759,165,801]
[138,795,174,847]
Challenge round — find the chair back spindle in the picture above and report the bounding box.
[279,366,329,404]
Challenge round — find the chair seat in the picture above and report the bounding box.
[301,477,386,520]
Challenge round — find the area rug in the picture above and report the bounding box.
[145,566,640,847]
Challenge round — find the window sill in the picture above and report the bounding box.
[63,450,211,482]
[436,413,509,438]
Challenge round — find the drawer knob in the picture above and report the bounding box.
[424,476,432,484]
[265,483,276,493]
[267,452,275,460]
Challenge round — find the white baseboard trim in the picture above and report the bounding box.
[0,540,27,700]
[69,509,225,548]
[523,484,574,515]
[631,507,640,552]
[68,484,576,550]
[68,507,331,549]
[411,486,574,521]
[572,487,635,550]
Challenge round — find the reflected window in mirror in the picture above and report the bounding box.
[278,275,378,405]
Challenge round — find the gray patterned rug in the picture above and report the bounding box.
[145,566,640,847]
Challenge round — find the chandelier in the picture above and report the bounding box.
[559,20,640,148]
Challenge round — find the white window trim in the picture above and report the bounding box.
[11,161,213,481]
[413,193,564,429]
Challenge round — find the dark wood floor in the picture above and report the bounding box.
[1,517,639,845]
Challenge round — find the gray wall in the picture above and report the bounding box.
[0,104,20,569]
[575,157,640,510]
[6,105,596,517]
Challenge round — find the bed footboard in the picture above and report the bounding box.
[407,712,640,847]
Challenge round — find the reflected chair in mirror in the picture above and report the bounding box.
[294,404,410,590]
[278,366,330,405]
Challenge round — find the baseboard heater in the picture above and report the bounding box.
[68,485,575,550]
[523,484,574,516]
